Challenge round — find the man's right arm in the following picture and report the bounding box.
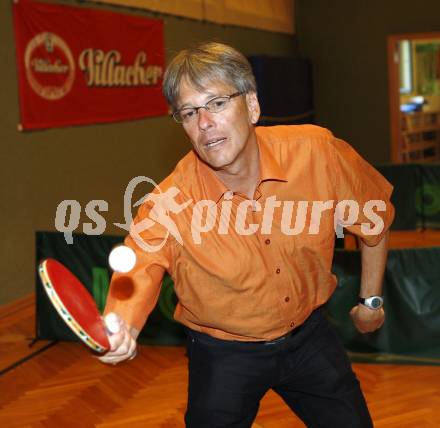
[97,258,166,364]
[98,199,172,365]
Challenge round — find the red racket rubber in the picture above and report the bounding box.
[38,258,110,353]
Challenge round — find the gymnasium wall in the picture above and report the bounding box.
[5,0,440,305]
[295,0,440,163]
[0,0,297,304]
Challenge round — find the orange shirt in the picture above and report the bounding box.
[105,125,394,341]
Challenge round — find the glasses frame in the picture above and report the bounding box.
[172,91,244,124]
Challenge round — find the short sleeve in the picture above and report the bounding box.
[331,138,395,246]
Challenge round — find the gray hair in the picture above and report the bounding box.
[163,42,257,110]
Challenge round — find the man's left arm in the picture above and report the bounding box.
[350,230,389,333]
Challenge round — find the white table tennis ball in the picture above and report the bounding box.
[109,245,136,273]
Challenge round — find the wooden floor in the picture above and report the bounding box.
[1,296,440,427]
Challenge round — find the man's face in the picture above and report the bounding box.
[177,79,260,171]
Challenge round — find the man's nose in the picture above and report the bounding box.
[197,107,214,131]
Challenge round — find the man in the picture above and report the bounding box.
[99,42,394,428]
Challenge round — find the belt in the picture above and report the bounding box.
[253,327,301,346]
[256,307,322,345]
[186,309,320,346]
[186,327,298,347]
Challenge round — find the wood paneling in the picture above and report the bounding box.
[345,230,440,250]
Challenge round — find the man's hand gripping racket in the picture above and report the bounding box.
[38,255,138,365]
[98,312,138,365]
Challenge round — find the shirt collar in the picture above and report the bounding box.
[257,135,288,183]
[196,156,229,204]
[194,133,288,203]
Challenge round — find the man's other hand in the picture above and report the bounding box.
[350,304,385,334]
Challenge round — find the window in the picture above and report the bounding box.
[399,40,412,94]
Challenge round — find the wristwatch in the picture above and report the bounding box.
[358,296,384,310]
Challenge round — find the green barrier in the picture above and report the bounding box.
[376,164,421,230]
[326,248,440,364]
[36,232,440,363]
[376,163,440,230]
[419,164,440,228]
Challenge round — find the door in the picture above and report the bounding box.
[388,33,440,163]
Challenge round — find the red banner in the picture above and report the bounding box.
[13,0,168,130]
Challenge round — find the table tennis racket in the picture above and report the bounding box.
[38,258,111,353]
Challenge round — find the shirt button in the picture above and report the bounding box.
[276,268,281,274]
[265,239,271,245]
[284,296,290,302]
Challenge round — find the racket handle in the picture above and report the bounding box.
[104,312,121,335]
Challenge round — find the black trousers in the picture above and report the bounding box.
[184,308,373,428]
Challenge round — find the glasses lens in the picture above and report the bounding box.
[172,111,182,123]
[206,97,229,113]
[174,108,197,123]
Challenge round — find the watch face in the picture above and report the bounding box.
[371,297,382,309]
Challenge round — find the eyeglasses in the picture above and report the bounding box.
[172,92,244,124]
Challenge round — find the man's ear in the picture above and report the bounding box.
[246,92,261,125]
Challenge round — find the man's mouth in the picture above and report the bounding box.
[205,137,226,149]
